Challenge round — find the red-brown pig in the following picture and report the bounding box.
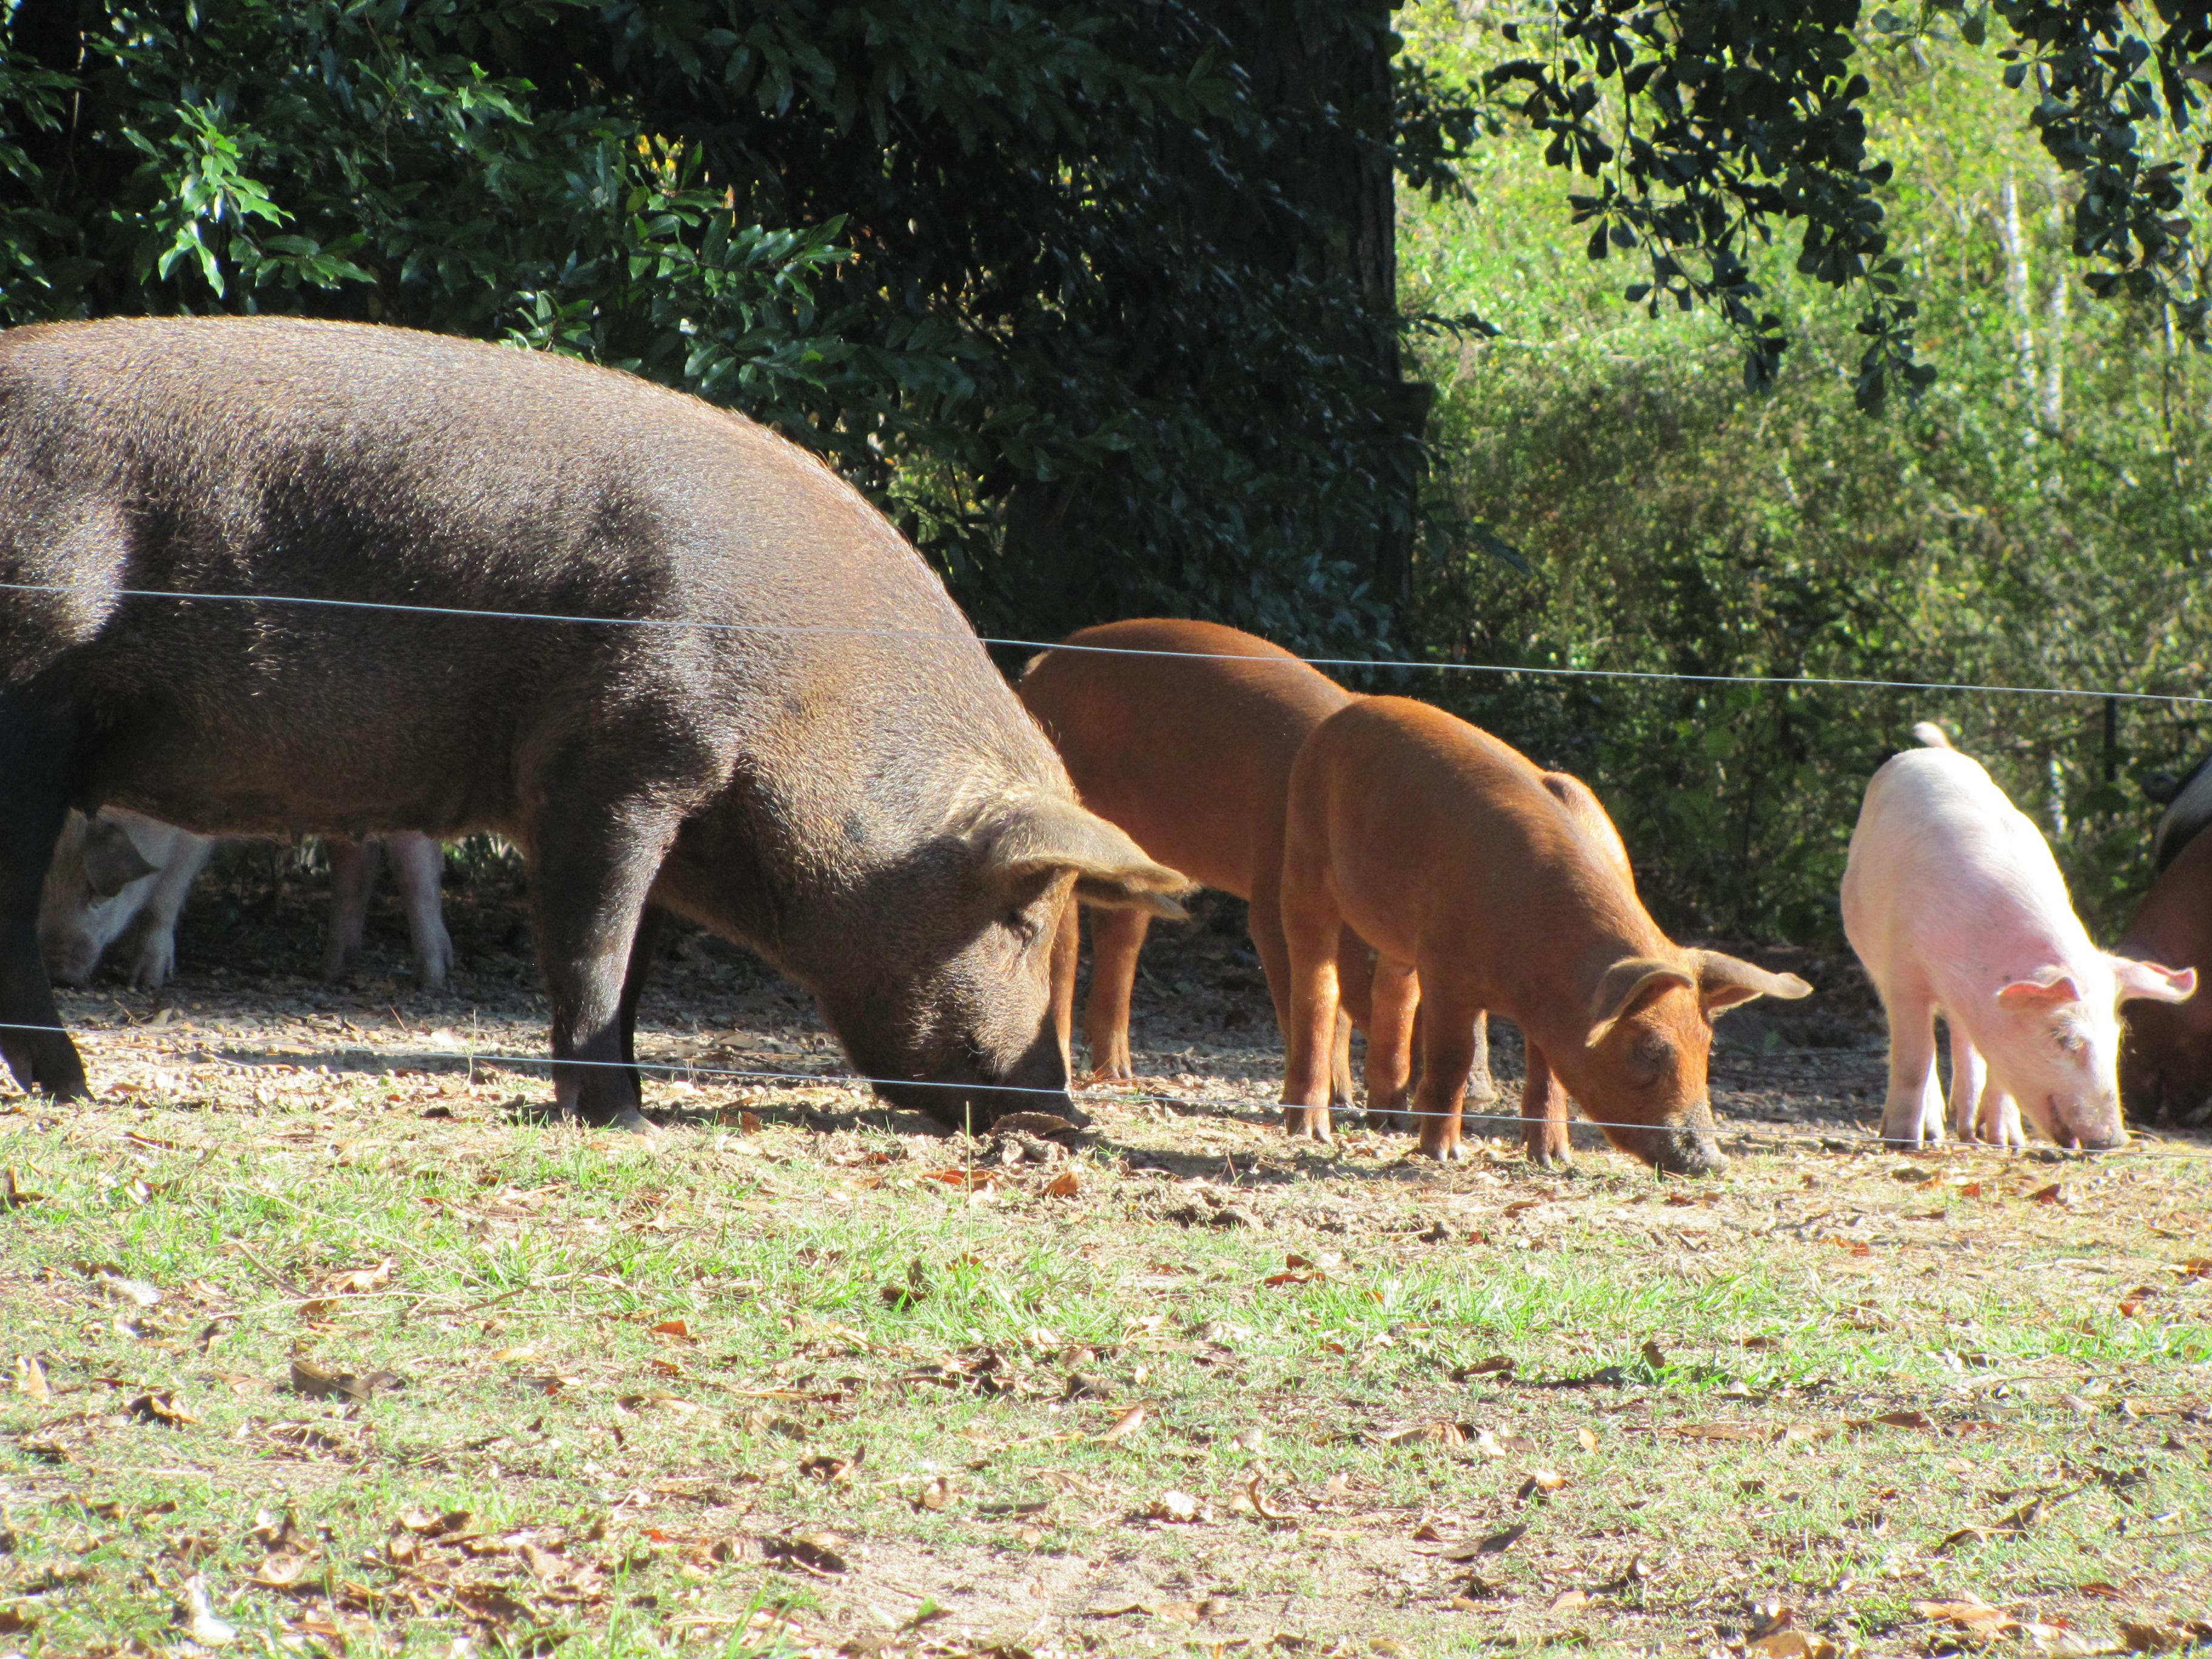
[2117,756,2212,1126]
[1277,697,1809,1170]
[1017,619,1427,1119]
[0,317,1185,1126]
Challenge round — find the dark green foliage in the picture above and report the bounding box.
[0,0,1484,653]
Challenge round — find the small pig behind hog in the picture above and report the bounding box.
[1842,722,2195,1148]
[40,808,453,990]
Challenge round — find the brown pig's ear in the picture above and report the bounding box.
[1587,956,1696,1044]
[81,816,158,898]
[1695,951,1814,1015]
[980,798,1193,919]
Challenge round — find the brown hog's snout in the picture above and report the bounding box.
[862,1022,1088,1134]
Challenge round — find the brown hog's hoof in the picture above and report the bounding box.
[1282,1105,1334,1143]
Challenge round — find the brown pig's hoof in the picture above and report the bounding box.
[1081,1062,1134,1087]
[1414,1135,1468,1162]
[1282,1105,1334,1144]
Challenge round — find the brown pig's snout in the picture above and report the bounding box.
[1646,1116,1728,1177]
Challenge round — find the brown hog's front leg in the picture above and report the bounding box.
[0,708,89,1099]
[1522,1041,1571,1165]
[616,905,667,1101]
[527,799,682,1131]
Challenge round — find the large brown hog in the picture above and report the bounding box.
[2117,759,2212,1126]
[1016,618,1405,1114]
[0,317,1184,1127]
[1277,697,1810,1171]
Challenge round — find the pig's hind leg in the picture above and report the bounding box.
[1879,990,1945,1147]
[1945,1018,1986,1142]
[389,833,455,990]
[0,692,89,1099]
[321,837,381,982]
[1520,1039,1572,1166]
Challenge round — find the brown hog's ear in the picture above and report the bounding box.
[1587,956,1695,1045]
[81,817,156,898]
[980,798,1193,919]
[1696,951,1814,1015]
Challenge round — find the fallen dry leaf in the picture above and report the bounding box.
[1675,1422,1767,1443]
[798,1451,860,1483]
[915,1476,953,1512]
[1520,1467,1569,1498]
[1148,1489,1202,1523]
[1098,1404,1147,1442]
[649,1318,697,1343]
[126,1390,196,1426]
[1044,1168,1081,1198]
[321,1259,394,1294]
[13,1353,49,1401]
[1,1169,44,1210]
[181,1574,236,1646]
[1914,1596,2018,1637]
[1451,1355,1514,1381]
[1549,1589,1589,1613]
[1577,1426,1600,1453]
[1748,1633,1839,1659]
[250,1552,317,1590]
[762,1531,848,1575]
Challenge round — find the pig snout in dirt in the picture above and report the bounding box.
[1842,723,2196,1151]
[38,809,213,990]
[1276,697,1810,1170]
[0,317,1184,1125]
[796,793,1188,1132]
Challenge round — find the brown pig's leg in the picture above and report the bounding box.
[1364,956,1419,1132]
[1330,928,1374,1110]
[1047,897,1081,1079]
[1522,1041,1572,1165]
[1277,880,1344,1142]
[1082,904,1150,1082]
[1412,995,1479,1161]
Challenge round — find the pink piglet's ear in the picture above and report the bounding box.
[1996,973,2082,1008]
[2110,956,2198,1005]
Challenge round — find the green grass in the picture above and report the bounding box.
[4,1054,2210,1657]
